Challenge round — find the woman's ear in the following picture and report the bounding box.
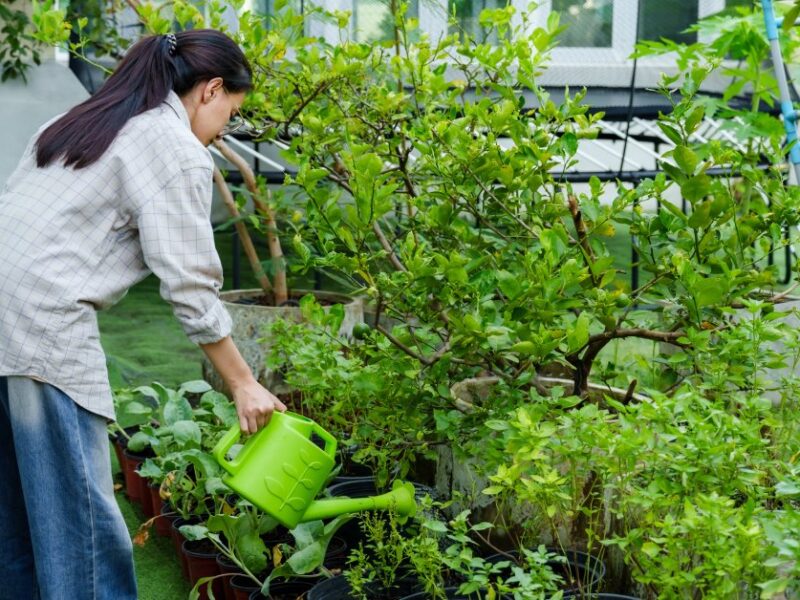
[202,77,225,103]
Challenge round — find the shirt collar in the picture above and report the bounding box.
[164,90,191,129]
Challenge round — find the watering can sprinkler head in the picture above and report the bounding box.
[212,412,417,528]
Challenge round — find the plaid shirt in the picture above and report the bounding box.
[0,92,231,420]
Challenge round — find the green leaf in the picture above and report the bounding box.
[567,312,591,353]
[641,541,660,558]
[180,380,213,395]
[163,396,193,426]
[124,401,153,415]
[423,520,449,533]
[687,201,712,229]
[180,524,210,541]
[237,530,268,574]
[784,3,800,32]
[127,431,152,453]
[560,132,578,156]
[658,122,683,145]
[693,277,727,307]
[171,420,202,447]
[673,145,698,175]
[497,270,523,300]
[680,174,711,203]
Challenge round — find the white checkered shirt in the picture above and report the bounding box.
[0,91,232,420]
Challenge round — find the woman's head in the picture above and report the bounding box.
[36,29,253,169]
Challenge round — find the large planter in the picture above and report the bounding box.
[438,376,645,594]
[202,289,363,395]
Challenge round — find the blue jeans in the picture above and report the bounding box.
[0,376,137,600]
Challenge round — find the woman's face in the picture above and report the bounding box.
[186,78,246,146]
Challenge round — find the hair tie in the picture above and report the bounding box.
[166,33,178,56]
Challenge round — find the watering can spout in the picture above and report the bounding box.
[299,481,417,523]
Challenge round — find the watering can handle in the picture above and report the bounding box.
[312,422,338,458]
[213,425,242,476]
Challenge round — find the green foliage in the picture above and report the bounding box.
[266,295,446,486]
[1,0,42,81]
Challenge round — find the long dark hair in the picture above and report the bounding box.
[36,29,252,169]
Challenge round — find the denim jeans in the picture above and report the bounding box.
[0,376,137,600]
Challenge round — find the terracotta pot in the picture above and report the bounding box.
[109,433,125,474]
[121,448,146,504]
[171,517,198,579]
[156,502,178,538]
[183,539,224,600]
[139,476,156,519]
[230,574,260,600]
[146,484,170,535]
[216,553,243,600]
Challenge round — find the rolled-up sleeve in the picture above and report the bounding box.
[137,165,232,345]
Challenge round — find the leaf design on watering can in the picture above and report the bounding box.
[284,496,307,512]
[263,477,288,501]
[282,463,300,480]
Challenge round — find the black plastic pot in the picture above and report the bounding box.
[332,446,374,485]
[325,478,436,550]
[488,549,605,595]
[248,579,317,599]
[562,595,641,600]
[308,575,421,600]
[323,536,348,571]
[399,587,483,599]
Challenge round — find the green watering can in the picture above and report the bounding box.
[212,411,417,528]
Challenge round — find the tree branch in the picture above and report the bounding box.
[568,193,598,286]
[213,139,287,304]
[212,168,273,296]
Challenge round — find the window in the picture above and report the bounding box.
[553,0,613,47]
[352,0,419,43]
[449,0,508,43]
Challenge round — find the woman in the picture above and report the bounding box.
[0,29,285,599]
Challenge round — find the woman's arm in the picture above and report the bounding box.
[200,336,286,434]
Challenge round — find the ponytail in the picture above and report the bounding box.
[36,29,252,169]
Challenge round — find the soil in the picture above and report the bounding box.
[233,294,339,308]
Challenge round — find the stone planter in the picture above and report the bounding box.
[202,289,363,394]
[438,375,647,594]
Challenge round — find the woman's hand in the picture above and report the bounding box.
[230,379,287,435]
[199,336,287,434]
